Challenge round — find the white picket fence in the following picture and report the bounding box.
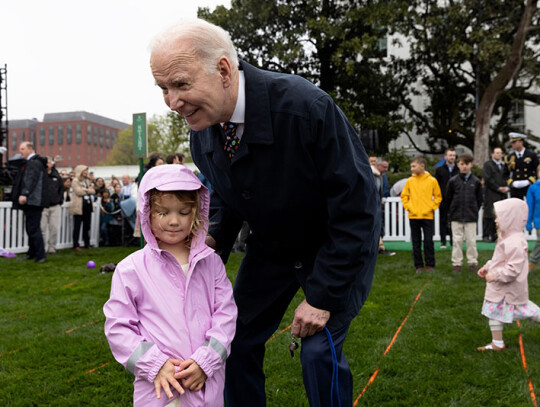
[382,197,537,241]
[0,197,536,254]
[0,201,101,254]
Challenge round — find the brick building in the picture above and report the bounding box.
[8,111,129,167]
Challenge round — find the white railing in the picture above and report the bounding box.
[0,197,536,253]
[0,201,101,254]
[383,197,537,242]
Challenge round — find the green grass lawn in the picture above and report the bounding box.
[1,246,539,406]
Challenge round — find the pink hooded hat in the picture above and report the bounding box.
[137,164,209,251]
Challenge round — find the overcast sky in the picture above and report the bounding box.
[0,0,230,125]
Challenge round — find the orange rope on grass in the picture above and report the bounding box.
[44,282,76,292]
[266,324,292,344]
[517,321,537,407]
[86,362,110,374]
[353,278,431,406]
[0,349,20,358]
[67,362,111,382]
[65,318,104,334]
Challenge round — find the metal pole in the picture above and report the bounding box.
[139,156,144,249]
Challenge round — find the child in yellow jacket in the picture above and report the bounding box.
[401,156,442,273]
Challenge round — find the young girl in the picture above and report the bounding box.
[477,198,540,351]
[104,164,237,406]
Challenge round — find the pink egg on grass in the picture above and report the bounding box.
[87,260,96,268]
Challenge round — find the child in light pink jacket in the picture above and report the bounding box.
[477,198,540,351]
[104,164,237,406]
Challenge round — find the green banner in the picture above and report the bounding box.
[133,113,147,157]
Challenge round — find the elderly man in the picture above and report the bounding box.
[150,19,379,406]
[120,174,137,200]
[505,132,539,200]
[11,142,49,263]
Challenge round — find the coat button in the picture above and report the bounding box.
[294,261,303,269]
[241,190,252,199]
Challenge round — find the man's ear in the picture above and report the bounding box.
[217,57,233,87]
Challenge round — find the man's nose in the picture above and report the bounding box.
[167,90,184,111]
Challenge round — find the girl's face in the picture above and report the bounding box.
[96,178,105,187]
[114,184,122,194]
[150,194,194,249]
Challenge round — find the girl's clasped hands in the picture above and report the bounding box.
[153,358,207,400]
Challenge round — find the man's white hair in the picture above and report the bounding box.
[150,18,239,72]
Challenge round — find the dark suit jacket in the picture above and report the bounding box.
[482,160,507,218]
[191,61,379,324]
[435,163,459,203]
[11,154,49,209]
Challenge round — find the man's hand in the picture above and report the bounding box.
[291,300,330,338]
[174,359,207,392]
[18,195,27,205]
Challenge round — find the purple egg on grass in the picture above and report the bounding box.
[87,260,96,268]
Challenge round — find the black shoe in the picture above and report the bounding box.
[24,255,35,260]
[35,258,46,263]
[379,249,396,256]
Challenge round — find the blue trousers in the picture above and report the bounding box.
[224,281,353,407]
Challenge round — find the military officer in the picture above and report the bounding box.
[505,132,539,200]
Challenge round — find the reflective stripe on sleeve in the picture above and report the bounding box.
[126,342,155,374]
[204,337,228,363]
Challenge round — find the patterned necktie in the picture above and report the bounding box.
[223,122,240,159]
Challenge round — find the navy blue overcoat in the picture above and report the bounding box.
[191,61,380,325]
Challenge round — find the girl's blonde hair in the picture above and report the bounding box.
[149,189,203,245]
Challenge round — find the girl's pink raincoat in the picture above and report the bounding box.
[482,198,530,305]
[104,164,237,406]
